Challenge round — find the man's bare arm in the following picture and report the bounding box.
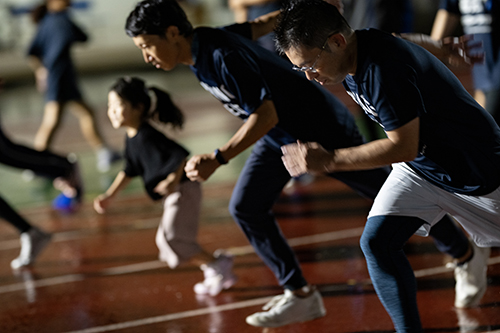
[185,100,279,181]
[281,118,420,177]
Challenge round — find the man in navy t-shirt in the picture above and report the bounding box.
[275,1,500,331]
[125,0,485,329]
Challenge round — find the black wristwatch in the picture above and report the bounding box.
[214,148,228,165]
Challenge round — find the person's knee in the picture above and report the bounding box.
[228,194,243,219]
[361,215,425,258]
[228,192,273,229]
[228,195,256,224]
[360,215,397,259]
[42,103,63,127]
[228,188,258,218]
[360,218,383,259]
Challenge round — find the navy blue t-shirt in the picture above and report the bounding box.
[439,0,500,91]
[190,23,363,152]
[124,123,189,201]
[343,29,500,195]
[27,11,87,102]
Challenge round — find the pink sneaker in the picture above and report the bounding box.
[194,252,237,296]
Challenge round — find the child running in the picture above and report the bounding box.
[93,77,237,296]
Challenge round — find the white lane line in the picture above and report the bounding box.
[64,296,274,333]
[487,256,500,265]
[0,261,167,295]
[226,227,365,256]
[0,218,160,251]
[413,265,452,278]
[100,261,167,276]
[0,274,85,294]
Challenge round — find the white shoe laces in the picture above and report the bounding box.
[262,291,294,311]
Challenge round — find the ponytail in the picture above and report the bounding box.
[149,87,184,129]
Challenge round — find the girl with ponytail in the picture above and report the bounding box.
[94,77,237,296]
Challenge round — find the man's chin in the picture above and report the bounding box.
[325,77,346,86]
[318,80,333,86]
[160,64,176,71]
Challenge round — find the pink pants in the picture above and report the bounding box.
[155,180,202,268]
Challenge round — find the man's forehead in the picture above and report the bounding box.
[133,34,159,45]
[286,46,314,64]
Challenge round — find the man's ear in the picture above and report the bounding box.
[165,25,181,40]
[329,33,347,49]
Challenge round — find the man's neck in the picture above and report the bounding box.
[347,31,358,76]
[183,34,195,66]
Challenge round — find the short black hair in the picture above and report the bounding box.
[125,0,193,37]
[274,0,351,54]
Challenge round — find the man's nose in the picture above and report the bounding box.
[305,71,317,81]
[142,51,150,63]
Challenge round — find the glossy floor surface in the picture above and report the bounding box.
[0,67,499,332]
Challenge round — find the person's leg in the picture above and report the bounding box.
[0,125,74,179]
[429,215,489,308]
[434,185,500,308]
[360,215,425,333]
[69,100,121,172]
[229,140,306,290]
[155,181,203,268]
[153,180,236,296]
[0,126,82,211]
[230,140,325,327]
[333,165,486,309]
[357,163,451,332]
[69,100,105,148]
[0,195,31,234]
[429,215,469,259]
[34,101,64,151]
[341,168,473,262]
[0,195,51,269]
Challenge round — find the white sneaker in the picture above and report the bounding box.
[193,253,237,296]
[449,242,490,308]
[455,308,480,332]
[11,228,52,269]
[245,288,326,327]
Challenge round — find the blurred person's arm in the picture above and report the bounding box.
[426,8,483,66]
[250,9,280,40]
[398,33,482,66]
[94,171,132,214]
[430,9,461,40]
[248,0,344,40]
[229,0,277,22]
[27,56,48,92]
[153,160,186,196]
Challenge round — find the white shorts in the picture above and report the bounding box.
[368,163,500,247]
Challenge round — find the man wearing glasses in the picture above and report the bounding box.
[275,1,500,331]
[125,0,484,328]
